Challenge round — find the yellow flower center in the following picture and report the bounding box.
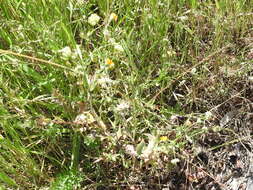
[160,136,168,142]
[105,58,115,68]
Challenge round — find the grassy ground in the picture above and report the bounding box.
[0,0,253,189]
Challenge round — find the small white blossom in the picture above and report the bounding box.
[97,77,114,84]
[178,16,188,21]
[166,50,176,57]
[79,32,85,39]
[86,75,95,86]
[59,46,72,59]
[97,76,115,88]
[205,111,213,119]
[124,145,137,157]
[74,113,87,124]
[191,68,197,74]
[108,38,116,44]
[115,101,130,112]
[103,29,110,39]
[114,43,124,52]
[88,13,100,26]
[171,158,180,165]
[74,112,95,125]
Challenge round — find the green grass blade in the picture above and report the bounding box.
[0,172,17,187]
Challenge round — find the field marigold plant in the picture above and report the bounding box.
[105,58,115,68]
[160,136,168,142]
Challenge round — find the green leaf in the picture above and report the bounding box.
[136,140,145,156]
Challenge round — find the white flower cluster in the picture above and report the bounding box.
[58,45,82,60]
[88,13,100,26]
[115,100,130,116]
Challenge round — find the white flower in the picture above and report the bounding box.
[178,16,188,21]
[140,134,157,162]
[74,112,95,125]
[191,68,197,74]
[74,113,87,124]
[97,76,115,88]
[171,158,180,165]
[88,13,100,26]
[115,101,130,112]
[205,111,213,120]
[108,38,116,44]
[124,145,137,157]
[79,31,86,39]
[114,43,124,52]
[167,50,176,57]
[103,29,110,39]
[59,46,72,58]
[97,77,114,84]
[107,37,124,52]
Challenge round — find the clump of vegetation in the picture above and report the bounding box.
[0,0,252,189]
